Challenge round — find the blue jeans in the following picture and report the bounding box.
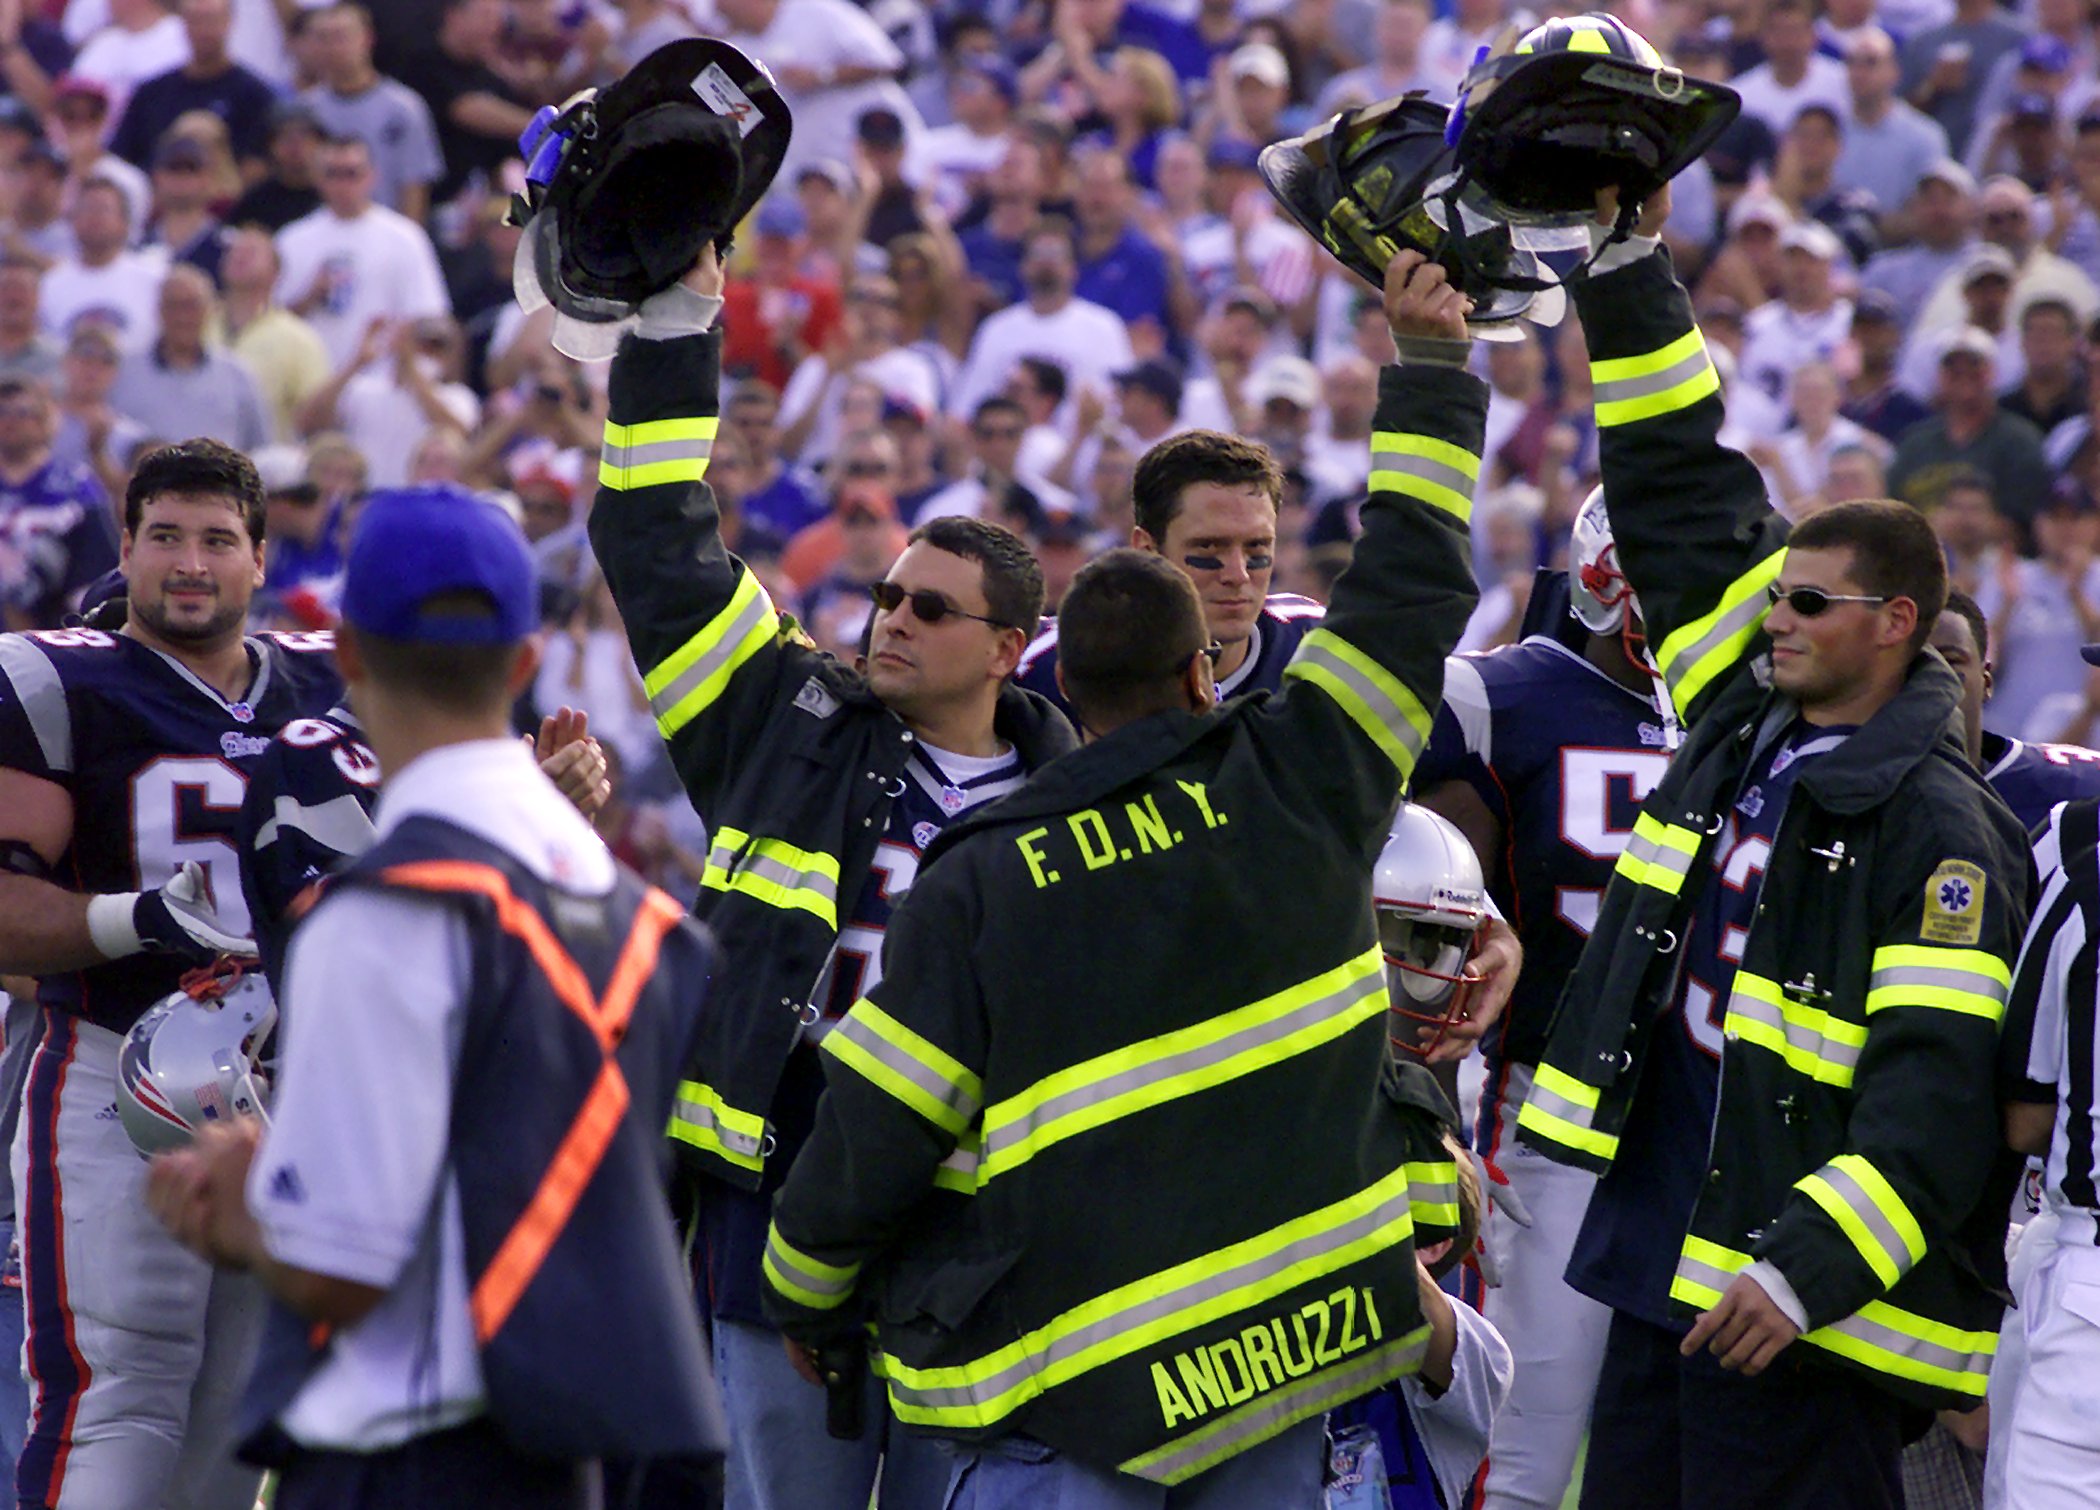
[0,1219,23,1478]
[939,1417,1328,1509]
[713,1318,950,1510]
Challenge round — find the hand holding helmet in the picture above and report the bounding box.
[117,959,276,1159]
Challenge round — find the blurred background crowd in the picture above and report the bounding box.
[7,0,2100,889]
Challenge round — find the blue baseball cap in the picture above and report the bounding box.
[342,486,536,645]
[2022,35,2073,73]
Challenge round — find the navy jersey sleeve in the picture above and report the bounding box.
[1411,654,1506,827]
[236,715,380,994]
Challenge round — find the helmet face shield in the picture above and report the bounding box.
[116,960,276,1159]
[1374,804,1492,1059]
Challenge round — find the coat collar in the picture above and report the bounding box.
[1783,649,1965,816]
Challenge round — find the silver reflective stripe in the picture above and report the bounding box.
[1725,990,1863,1077]
[1673,1248,1739,1298]
[706,842,841,913]
[602,434,714,473]
[0,636,70,772]
[978,970,1384,1169]
[765,1236,857,1302]
[251,792,378,856]
[1664,589,1770,691]
[1811,1162,1919,1282]
[1409,1178,1459,1212]
[1817,1309,1990,1379]
[829,1011,981,1128]
[887,1183,1411,1414]
[1369,449,1475,502]
[1122,1329,1432,1485]
[1593,344,1712,410]
[1522,1079,1600,1134]
[1866,964,2007,1000]
[1288,640,1426,763]
[672,1091,763,1158]
[651,584,775,722]
[1622,827,1698,886]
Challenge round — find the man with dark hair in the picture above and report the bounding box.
[0,375,117,631]
[0,432,341,1510]
[759,250,1501,1500]
[586,246,1078,1510]
[1515,185,2032,1510]
[949,213,1134,428]
[1018,422,1327,714]
[108,0,278,176]
[147,487,724,1509]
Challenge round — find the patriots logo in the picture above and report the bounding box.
[1938,878,1973,913]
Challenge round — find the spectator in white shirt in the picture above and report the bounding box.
[949,214,1135,433]
[714,0,924,185]
[299,315,480,488]
[1730,0,1851,136]
[1317,0,1436,116]
[778,266,942,468]
[38,176,167,354]
[275,134,450,370]
[919,56,1016,218]
[1420,0,1502,101]
[49,76,152,237]
[67,0,190,121]
[1756,360,1889,516]
[1740,219,1855,416]
[1304,352,1378,501]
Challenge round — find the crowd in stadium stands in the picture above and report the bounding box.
[6,0,2100,883]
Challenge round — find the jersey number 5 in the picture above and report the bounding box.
[1557,747,1670,937]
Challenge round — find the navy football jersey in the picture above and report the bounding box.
[235,705,380,994]
[1569,721,1850,1327]
[1016,592,1326,717]
[0,626,341,1033]
[1983,732,2100,836]
[1413,636,1674,1080]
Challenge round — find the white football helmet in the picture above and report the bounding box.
[1569,486,1643,642]
[1375,805,1493,1057]
[116,961,275,1158]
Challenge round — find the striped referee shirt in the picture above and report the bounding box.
[2006,799,2100,1219]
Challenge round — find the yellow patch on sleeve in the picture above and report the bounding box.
[1920,860,1987,946]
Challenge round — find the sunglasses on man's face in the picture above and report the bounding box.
[869,579,1010,629]
[1766,583,1890,617]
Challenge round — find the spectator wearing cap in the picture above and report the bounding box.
[1916,176,2099,370]
[109,262,268,450]
[950,214,1135,433]
[1774,104,1882,263]
[108,0,275,178]
[140,133,227,283]
[1896,243,2025,399]
[0,255,59,385]
[296,2,443,222]
[1072,46,1180,193]
[49,76,152,236]
[778,268,942,471]
[1691,190,1790,323]
[1739,219,1854,417]
[48,323,145,496]
[1209,41,1294,147]
[1836,27,1951,216]
[1006,353,1073,479]
[858,106,933,250]
[790,159,866,288]
[394,0,534,207]
[66,0,189,122]
[957,136,1051,313]
[40,176,168,356]
[1900,0,2028,157]
[1177,135,1317,315]
[510,442,595,600]
[1986,0,2098,127]
[719,196,845,396]
[920,52,1017,219]
[1730,0,1851,139]
[1071,146,1178,348]
[1977,479,2100,740]
[1420,0,1505,102]
[273,134,451,370]
[1889,323,2052,525]
[219,226,329,443]
[714,0,925,186]
[2005,296,2088,433]
[1968,89,2068,193]
[905,14,996,128]
[1843,289,1935,441]
[1246,352,1319,471]
[1316,0,1436,117]
[1861,158,1977,316]
[224,101,322,232]
[0,373,116,630]
[0,142,75,268]
[249,442,339,594]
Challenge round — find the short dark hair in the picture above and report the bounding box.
[1017,357,1066,407]
[1942,586,1989,661]
[352,596,520,716]
[972,395,1025,430]
[125,438,267,543]
[1788,499,1947,652]
[1132,429,1284,542]
[1058,548,1209,728]
[907,515,1046,641]
[2023,296,2078,330]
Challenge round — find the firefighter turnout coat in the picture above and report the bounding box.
[759,359,1486,1482]
[1513,246,2031,1412]
[586,327,1079,1188]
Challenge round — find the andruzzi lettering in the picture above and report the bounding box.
[1149,1287,1385,1427]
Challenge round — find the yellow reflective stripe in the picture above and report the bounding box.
[1611,811,1704,896]
[1722,972,1866,1089]
[1653,549,1786,720]
[762,1224,862,1310]
[1805,1301,1996,1398]
[667,1078,768,1172]
[599,415,718,490]
[1591,327,1721,427]
[1117,1327,1433,1485]
[1403,1158,1461,1229]
[824,998,983,1137]
[1514,1063,1620,1162]
[1864,945,2011,1023]
[934,1132,980,1193]
[1669,1233,1748,1309]
[883,1162,1417,1432]
[1369,431,1480,525]
[644,568,780,736]
[1283,628,1434,780]
[1795,1154,1928,1291]
[975,948,1386,1186]
[700,824,841,927]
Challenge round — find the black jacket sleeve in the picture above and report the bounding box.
[1567,248,1790,729]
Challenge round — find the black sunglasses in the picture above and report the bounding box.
[1182,641,1226,673]
[869,580,1011,629]
[1766,583,1891,616]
